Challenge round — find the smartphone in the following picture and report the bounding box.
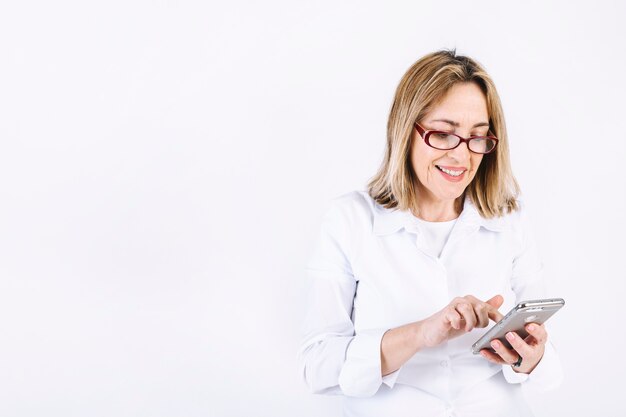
[471,298,565,354]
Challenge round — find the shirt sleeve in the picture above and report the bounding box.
[501,205,564,391]
[298,199,388,397]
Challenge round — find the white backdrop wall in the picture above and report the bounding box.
[0,1,624,416]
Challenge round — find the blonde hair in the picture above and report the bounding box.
[367,50,520,218]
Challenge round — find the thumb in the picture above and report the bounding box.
[486,294,504,322]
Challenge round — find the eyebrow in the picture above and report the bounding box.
[430,119,490,128]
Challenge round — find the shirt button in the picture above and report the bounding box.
[439,360,449,368]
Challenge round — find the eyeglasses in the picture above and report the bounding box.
[414,123,499,154]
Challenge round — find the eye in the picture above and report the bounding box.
[431,132,451,140]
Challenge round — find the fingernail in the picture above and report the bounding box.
[491,341,499,348]
[527,324,535,332]
[506,332,515,341]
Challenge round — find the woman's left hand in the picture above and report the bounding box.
[479,323,547,374]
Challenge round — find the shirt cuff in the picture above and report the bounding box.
[525,341,563,391]
[338,328,388,397]
[502,341,562,389]
[502,360,530,384]
[382,368,400,388]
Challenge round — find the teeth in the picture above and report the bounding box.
[438,166,464,176]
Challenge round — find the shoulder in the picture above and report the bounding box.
[320,190,377,235]
[503,198,534,227]
[478,197,532,225]
[313,190,376,263]
[468,197,536,241]
[327,190,376,215]
[496,198,538,247]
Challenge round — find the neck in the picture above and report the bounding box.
[411,188,464,222]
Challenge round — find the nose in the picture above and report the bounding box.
[445,140,472,163]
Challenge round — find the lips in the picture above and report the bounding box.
[435,165,467,182]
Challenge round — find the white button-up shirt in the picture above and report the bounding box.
[299,190,563,417]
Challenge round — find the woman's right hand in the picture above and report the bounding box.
[381,294,505,376]
[417,294,504,348]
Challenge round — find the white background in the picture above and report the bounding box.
[0,1,624,416]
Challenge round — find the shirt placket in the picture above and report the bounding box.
[407,224,454,404]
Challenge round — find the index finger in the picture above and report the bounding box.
[487,305,503,322]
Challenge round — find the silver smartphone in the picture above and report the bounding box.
[471,298,565,354]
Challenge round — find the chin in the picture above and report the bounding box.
[441,184,469,198]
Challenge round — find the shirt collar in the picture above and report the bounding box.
[372,196,507,236]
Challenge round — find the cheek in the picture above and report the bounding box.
[468,155,484,180]
[471,154,484,171]
[411,144,437,180]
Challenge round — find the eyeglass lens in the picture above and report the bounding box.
[428,132,496,154]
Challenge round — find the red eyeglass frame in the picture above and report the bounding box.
[413,123,499,154]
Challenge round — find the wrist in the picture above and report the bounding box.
[411,320,427,351]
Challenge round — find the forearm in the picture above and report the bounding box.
[380,321,425,376]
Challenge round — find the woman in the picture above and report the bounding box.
[299,50,563,417]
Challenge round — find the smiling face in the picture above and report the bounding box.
[410,82,490,210]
